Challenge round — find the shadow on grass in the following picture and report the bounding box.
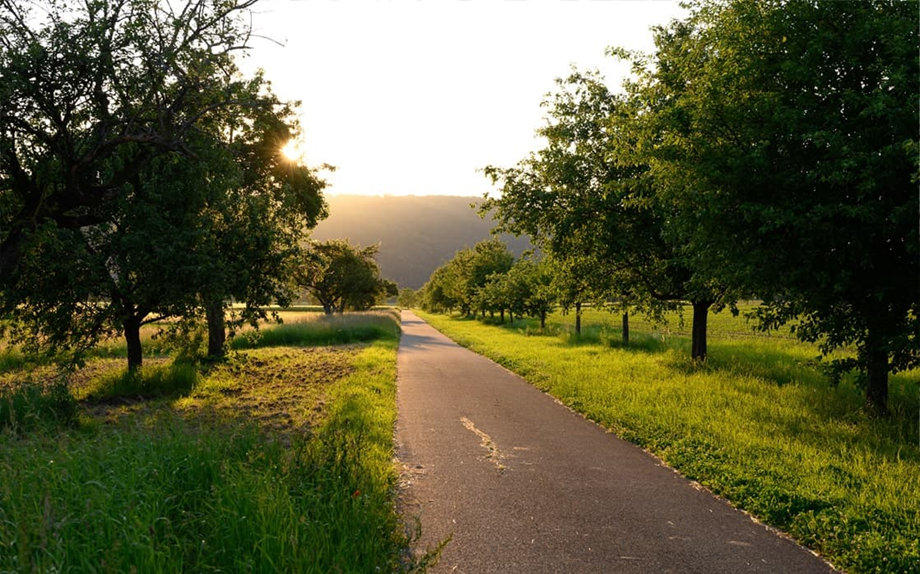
[82,362,198,404]
[666,340,823,388]
[665,341,920,463]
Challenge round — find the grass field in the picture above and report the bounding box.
[418,306,920,573]
[0,310,429,572]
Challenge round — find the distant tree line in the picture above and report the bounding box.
[419,239,579,333]
[425,0,919,415]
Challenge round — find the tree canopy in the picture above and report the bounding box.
[295,240,395,315]
[483,68,728,359]
[471,0,918,413]
[0,0,328,368]
[629,0,918,412]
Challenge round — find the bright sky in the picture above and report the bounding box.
[242,0,686,196]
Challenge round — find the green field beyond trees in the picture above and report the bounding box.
[0,311,430,573]
[418,307,920,573]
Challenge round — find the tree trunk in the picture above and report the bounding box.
[509,311,514,324]
[206,300,226,358]
[540,311,546,330]
[575,302,582,336]
[691,299,713,361]
[500,309,505,323]
[0,229,25,286]
[124,317,143,371]
[864,326,890,415]
[622,309,629,346]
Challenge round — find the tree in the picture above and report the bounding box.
[397,288,418,309]
[420,239,514,318]
[548,252,614,337]
[507,258,557,330]
[419,264,457,314]
[194,77,328,358]
[483,69,727,359]
[635,0,918,413]
[0,0,259,279]
[0,0,328,369]
[295,240,392,315]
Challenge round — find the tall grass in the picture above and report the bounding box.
[78,362,199,402]
[419,309,920,573]
[0,310,423,572]
[0,378,78,433]
[231,310,401,350]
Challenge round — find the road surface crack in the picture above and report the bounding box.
[461,417,506,473]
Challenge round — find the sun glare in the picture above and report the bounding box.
[280,140,301,162]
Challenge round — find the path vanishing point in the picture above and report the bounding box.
[395,311,836,573]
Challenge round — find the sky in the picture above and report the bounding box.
[241,0,686,197]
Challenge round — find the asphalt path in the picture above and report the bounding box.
[395,311,837,573]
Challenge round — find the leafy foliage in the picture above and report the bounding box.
[0,0,328,368]
[472,0,918,411]
[629,0,919,412]
[419,239,513,316]
[295,240,395,315]
[482,68,728,360]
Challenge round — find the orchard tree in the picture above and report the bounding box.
[397,288,418,309]
[195,76,328,357]
[422,239,514,318]
[295,240,392,314]
[506,258,557,330]
[419,264,457,313]
[483,69,727,359]
[634,0,918,413]
[0,0,260,278]
[0,0,328,368]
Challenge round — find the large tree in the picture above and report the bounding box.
[0,0,258,276]
[633,0,918,413]
[483,69,728,359]
[0,0,328,368]
[194,76,328,358]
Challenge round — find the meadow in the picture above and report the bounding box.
[0,310,431,573]
[418,306,920,573]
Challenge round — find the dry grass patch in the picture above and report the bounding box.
[174,347,358,442]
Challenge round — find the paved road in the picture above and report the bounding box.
[395,311,836,573]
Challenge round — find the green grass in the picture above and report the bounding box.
[418,307,920,573]
[0,310,426,573]
[0,378,78,434]
[79,362,199,403]
[230,309,402,350]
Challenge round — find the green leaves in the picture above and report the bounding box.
[638,0,919,410]
[295,240,393,315]
[0,1,328,368]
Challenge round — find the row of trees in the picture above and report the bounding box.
[0,1,394,370]
[472,0,916,414]
[419,239,602,334]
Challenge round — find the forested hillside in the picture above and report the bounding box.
[312,195,531,289]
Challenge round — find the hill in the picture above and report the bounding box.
[311,195,531,290]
